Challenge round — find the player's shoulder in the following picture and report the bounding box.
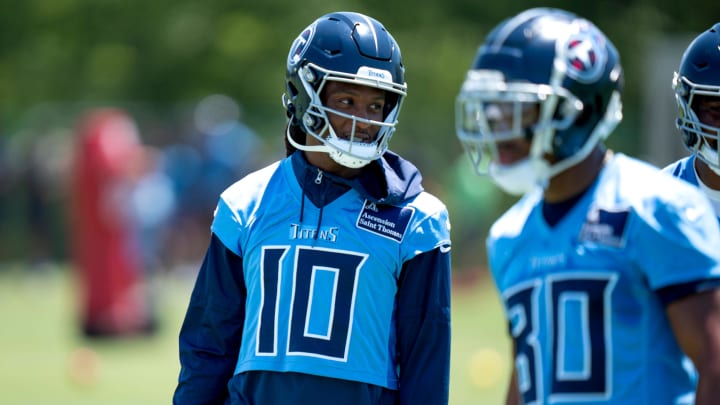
[488,189,541,240]
[220,159,284,207]
[396,192,451,257]
[406,189,448,216]
[661,155,699,188]
[602,153,712,222]
[212,159,287,246]
[401,190,452,242]
[609,153,700,200]
[661,155,693,175]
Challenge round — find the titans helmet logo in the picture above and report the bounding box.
[563,21,608,83]
[287,24,315,69]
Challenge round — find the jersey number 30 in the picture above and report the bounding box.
[505,274,617,404]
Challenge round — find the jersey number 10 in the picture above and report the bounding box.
[256,246,368,361]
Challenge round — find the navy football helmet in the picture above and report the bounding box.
[673,23,720,174]
[456,8,624,187]
[283,12,407,168]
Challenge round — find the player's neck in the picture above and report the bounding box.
[304,150,362,179]
[543,147,609,203]
[694,158,720,190]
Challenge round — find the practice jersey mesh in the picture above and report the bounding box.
[488,153,720,404]
[212,158,450,389]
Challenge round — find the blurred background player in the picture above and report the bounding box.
[173,11,452,405]
[455,7,720,404]
[664,23,720,218]
[69,108,156,337]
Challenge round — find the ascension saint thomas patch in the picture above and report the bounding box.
[356,201,414,243]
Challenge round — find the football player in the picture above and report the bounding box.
[455,8,720,404]
[664,23,720,219]
[173,11,452,405]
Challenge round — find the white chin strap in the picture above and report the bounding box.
[285,125,374,168]
[489,158,547,196]
[325,137,376,168]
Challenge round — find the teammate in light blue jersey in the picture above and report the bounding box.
[174,11,452,405]
[663,23,720,219]
[455,8,720,404]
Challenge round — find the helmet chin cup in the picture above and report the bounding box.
[328,150,372,168]
[284,123,376,169]
[489,159,544,195]
[324,133,377,168]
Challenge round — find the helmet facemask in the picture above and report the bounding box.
[456,69,585,193]
[674,73,720,175]
[285,63,406,168]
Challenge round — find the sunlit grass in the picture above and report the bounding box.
[0,266,509,404]
[0,267,191,405]
[450,273,510,404]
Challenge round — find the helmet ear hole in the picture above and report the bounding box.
[284,82,299,122]
[574,98,595,128]
[287,82,299,98]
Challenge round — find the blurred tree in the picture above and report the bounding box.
[1,0,719,269]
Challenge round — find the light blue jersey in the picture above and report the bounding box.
[487,153,720,404]
[211,157,450,389]
[663,155,720,222]
[663,155,699,187]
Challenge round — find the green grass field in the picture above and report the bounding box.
[0,266,510,404]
